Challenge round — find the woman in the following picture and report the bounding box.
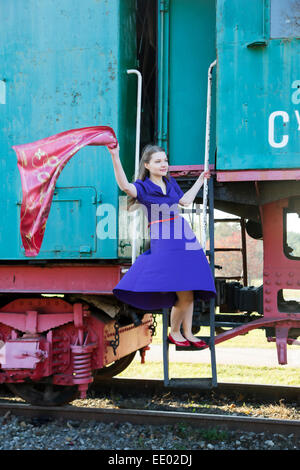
[108,143,216,348]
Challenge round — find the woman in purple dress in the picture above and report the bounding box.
[108,144,216,348]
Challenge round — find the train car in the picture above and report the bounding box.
[0,0,299,405]
[0,0,153,406]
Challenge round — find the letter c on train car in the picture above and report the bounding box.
[268,111,289,148]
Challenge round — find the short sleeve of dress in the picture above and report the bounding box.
[132,179,147,204]
[171,176,184,199]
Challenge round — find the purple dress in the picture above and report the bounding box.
[113,175,216,310]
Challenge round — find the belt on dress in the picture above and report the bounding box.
[148,214,180,228]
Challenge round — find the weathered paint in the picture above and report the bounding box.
[158,0,216,165]
[0,0,137,260]
[216,168,300,182]
[0,298,153,398]
[216,0,300,170]
[0,264,122,293]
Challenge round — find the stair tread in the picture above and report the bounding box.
[167,378,215,389]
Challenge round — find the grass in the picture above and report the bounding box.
[119,361,300,386]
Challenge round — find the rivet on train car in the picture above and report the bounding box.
[275,281,281,285]
[266,280,271,285]
[289,272,294,277]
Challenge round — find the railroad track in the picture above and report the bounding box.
[94,377,300,403]
[0,401,298,437]
[0,379,298,437]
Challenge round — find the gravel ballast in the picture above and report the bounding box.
[0,414,298,450]
[0,386,299,451]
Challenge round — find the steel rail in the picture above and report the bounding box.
[94,378,300,403]
[0,402,298,437]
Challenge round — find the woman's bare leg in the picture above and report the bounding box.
[170,291,199,342]
[180,294,200,342]
[169,300,187,342]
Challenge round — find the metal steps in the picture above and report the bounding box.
[166,378,215,390]
[162,176,217,390]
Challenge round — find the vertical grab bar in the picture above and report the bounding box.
[201,59,216,251]
[203,60,217,389]
[127,69,142,264]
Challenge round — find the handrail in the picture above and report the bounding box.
[201,59,216,250]
[127,69,142,263]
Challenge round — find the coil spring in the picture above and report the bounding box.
[71,345,94,384]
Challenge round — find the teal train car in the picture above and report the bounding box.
[0,0,299,405]
[0,0,137,261]
[217,0,300,170]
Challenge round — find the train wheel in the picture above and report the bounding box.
[7,380,78,407]
[96,351,136,379]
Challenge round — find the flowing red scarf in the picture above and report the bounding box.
[12,126,118,257]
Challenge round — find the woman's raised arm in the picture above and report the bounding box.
[178,171,211,206]
[107,145,137,198]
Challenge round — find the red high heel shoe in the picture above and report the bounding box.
[184,337,207,349]
[167,334,190,347]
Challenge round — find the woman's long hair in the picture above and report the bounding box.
[127,144,171,211]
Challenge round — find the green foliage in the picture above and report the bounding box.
[286,230,300,257]
[198,428,229,442]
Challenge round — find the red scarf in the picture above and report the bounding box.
[12,126,118,257]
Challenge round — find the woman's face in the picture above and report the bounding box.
[144,151,168,178]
